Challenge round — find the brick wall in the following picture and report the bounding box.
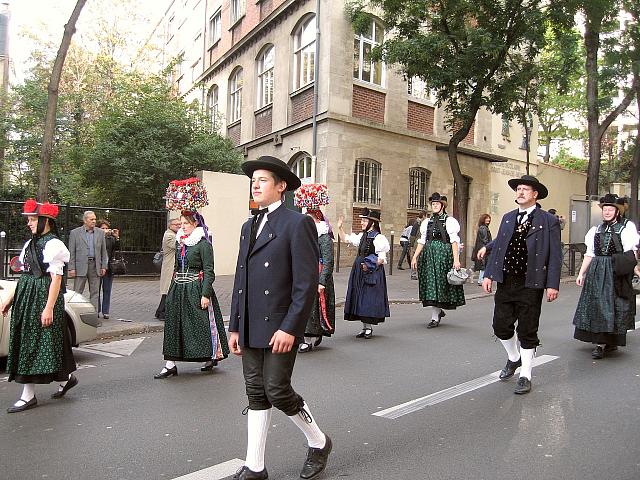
[227,122,241,146]
[352,84,385,124]
[407,101,435,135]
[260,0,274,20]
[290,87,314,124]
[255,107,273,138]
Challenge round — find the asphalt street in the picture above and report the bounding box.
[1,283,639,480]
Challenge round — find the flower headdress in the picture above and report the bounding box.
[21,198,59,220]
[294,183,329,209]
[165,177,209,211]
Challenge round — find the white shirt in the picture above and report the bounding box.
[517,205,537,223]
[256,200,282,238]
[19,238,70,276]
[344,231,391,263]
[584,220,640,257]
[418,216,461,245]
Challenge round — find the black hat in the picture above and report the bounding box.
[428,192,448,208]
[241,155,302,191]
[358,208,371,218]
[507,175,548,200]
[367,210,381,222]
[599,193,622,211]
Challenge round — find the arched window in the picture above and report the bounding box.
[293,15,316,90]
[257,45,275,108]
[353,17,385,86]
[206,85,219,129]
[408,168,431,209]
[353,159,382,205]
[228,68,243,123]
[290,153,313,184]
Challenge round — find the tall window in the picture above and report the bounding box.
[353,17,384,86]
[209,9,221,45]
[257,46,275,108]
[408,76,436,102]
[408,168,430,209]
[291,154,313,184]
[206,85,219,129]
[229,68,243,123]
[231,0,246,24]
[293,16,316,90]
[353,159,382,205]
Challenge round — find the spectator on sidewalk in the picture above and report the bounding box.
[97,219,120,320]
[409,211,426,279]
[548,209,566,230]
[472,214,492,285]
[397,223,412,270]
[68,211,108,312]
[155,218,180,320]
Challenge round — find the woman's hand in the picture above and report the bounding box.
[411,256,418,270]
[318,284,325,294]
[361,262,369,272]
[41,307,54,327]
[201,296,210,309]
[576,273,584,286]
[476,247,487,260]
[453,260,461,271]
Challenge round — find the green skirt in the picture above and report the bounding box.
[418,240,466,310]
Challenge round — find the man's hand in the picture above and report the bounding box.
[269,330,295,354]
[69,269,76,278]
[546,288,559,302]
[229,332,242,356]
[482,277,492,294]
[477,247,487,260]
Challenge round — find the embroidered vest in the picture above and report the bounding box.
[503,214,533,276]
[357,231,379,257]
[594,221,626,256]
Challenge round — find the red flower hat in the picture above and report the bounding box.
[21,199,60,220]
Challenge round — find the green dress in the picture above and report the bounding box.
[163,235,229,362]
[304,232,336,338]
[7,233,76,384]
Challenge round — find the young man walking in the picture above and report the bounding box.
[229,156,332,480]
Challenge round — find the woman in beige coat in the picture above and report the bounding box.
[155,218,180,319]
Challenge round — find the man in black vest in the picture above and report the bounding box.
[477,175,562,394]
[229,156,331,480]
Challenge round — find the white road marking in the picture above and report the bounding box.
[79,337,146,357]
[74,347,122,358]
[171,458,245,480]
[373,354,559,419]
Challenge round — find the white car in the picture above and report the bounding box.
[0,278,98,358]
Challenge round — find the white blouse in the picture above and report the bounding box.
[418,216,461,245]
[584,221,640,257]
[344,231,391,264]
[19,238,70,276]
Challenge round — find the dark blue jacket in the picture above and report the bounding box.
[484,208,562,290]
[229,205,320,348]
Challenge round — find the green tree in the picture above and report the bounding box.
[552,147,588,172]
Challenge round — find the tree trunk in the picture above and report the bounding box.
[543,127,551,163]
[37,0,87,202]
[584,18,601,196]
[630,76,640,225]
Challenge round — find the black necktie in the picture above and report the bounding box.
[517,211,526,224]
[249,208,268,252]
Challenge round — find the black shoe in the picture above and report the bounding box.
[154,366,178,379]
[233,466,268,480]
[604,344,618,353]
[355,329,366,338]
[499,358,522,380]
[7,397,38,413]
[201,360,218,372]
[298,342,313,353]
[426,320,440,329]
[300,435,332,479]
[363,328,373,339]
[51,374,78,399]
[514,377,531,394]
[102,314,110,320]
[591,345,604,359]
[313,337,323,347]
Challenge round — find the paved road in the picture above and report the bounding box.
[1,284,639,480]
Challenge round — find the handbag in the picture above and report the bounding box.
[447,268,469,285]
[110,251,128,275]
[632,276,640,295]
[152,251,163,270]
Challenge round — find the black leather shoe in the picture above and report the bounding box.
[300,435,332,479]
[426,320,440,329]
[499,358,522,380]
[51,374,78,399]
[232,466,268,480]
[7,397,38,413]
[298,342,313,353]
[355,329,366,338]
[363,328,373,339]
[514,377,531,394]
[604,344,618,353]
[154,366,178,379]
[201,360,218,372]
[591,345,604,359]
[313,337,323,347]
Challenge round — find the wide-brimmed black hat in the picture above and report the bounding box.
[507,175,548,200]
[241,155,301,191]
[367,210,381,222]
[599,193,622,211]
[428,192,448,208]
[358,207,371,218]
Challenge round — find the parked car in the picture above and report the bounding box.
[0,278,98,359]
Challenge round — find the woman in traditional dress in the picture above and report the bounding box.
[337,209,390,339]
[573,194,640,359]
[411,193,465,328]
[97,219,120,320]
[472,214,492,285]
[299,208,335,352]
[1,199,77,413]
[154,211,229,378]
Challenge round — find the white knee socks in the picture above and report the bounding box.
[245,408,272,472]
[289,402,326,449]
[431,307,442,321]
[519,348,535,380]
[14,383,35,406]
[500,335,521,362]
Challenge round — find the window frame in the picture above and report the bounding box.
[206,84,219,129]
[290,154,313,184]
[231,0,246,25]
[353,17,385,87]
[257,45,275,109]
[229,68,243,124]
[209,9,221,45]
[353,158,382,205]
[293,15,316,91]
[408,168,431,210]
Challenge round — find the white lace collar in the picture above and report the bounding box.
[176,226,205,246]
[316,221,329,237]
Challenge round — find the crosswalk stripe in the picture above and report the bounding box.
[74,346,123,358]
[171,458,245,480]
[373,354,559,419]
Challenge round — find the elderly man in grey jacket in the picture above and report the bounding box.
[68,211,109,312]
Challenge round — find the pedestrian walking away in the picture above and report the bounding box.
[337,209,391,339]
[154,178,229,378]
[409,211,426,280]
[97,219,120,320]
[155,218,181,320]
[1,199,78,413]
[572,194,639,359]
[411,193,465,328]
[477,175,562,395]
[471,214,492,285]
[229,156,332,480]
[397,223,413,270]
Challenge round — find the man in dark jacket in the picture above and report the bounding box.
[229,156,331,480]
[477,175,561,395]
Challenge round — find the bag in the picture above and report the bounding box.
[632,276,640,294]
[152,251,163,270]
[446,268,469,286]
[110,251,127,275]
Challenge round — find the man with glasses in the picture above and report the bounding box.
[155,218,181,320]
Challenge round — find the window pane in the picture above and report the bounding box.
[362,43,371,82]
[373,59,382,85]
[353,38,360,79]
[374,21,383,44]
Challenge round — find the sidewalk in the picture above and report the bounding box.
[91,268,496,340]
